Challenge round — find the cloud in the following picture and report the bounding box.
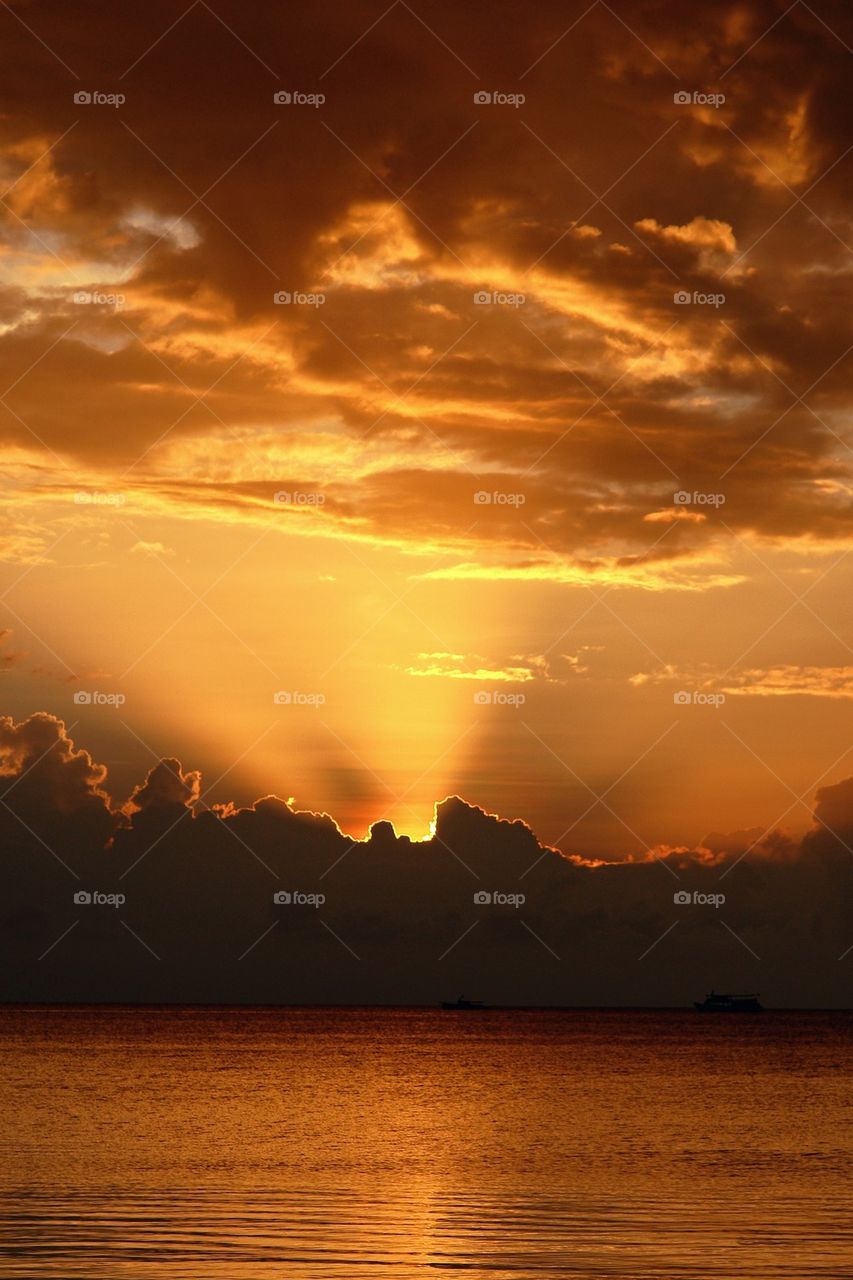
[0,713,851,1007]
[723,666,853,699]
[129,540,175,558]
[0,713,114,850]
[635,216,738,269]
[2,0,853,584]
[643,507,706,525]
[627,663,853,701]
[403,652,540,682]
[402,650,598,682]
[123,757,202,816]
[811,775,853,840]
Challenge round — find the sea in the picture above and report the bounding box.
[0,1006,850,1278]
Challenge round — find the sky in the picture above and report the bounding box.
[1,1,853,1001]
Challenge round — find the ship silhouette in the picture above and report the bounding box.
[441,994,486,1010]
[694,990,764,1013]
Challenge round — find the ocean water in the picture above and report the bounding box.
[0,1006,850,1279]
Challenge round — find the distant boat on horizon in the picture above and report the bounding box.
[441,995,486,1010]
[694,990,764,1013]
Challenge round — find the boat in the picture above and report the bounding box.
[441,995,486,1010]
[694,990,764,1012]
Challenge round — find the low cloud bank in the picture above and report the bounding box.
[1,714,851,1006]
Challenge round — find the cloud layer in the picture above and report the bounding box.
[2,0,853,579]
[2,714,851,1006]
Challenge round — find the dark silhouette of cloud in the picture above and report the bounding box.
[0,714,850,1007]
[124,757,202,816]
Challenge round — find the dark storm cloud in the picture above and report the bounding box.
[1,714,850,1006]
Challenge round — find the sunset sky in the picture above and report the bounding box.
[3,0,853,861]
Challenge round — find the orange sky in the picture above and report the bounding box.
[2,0,853,856]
